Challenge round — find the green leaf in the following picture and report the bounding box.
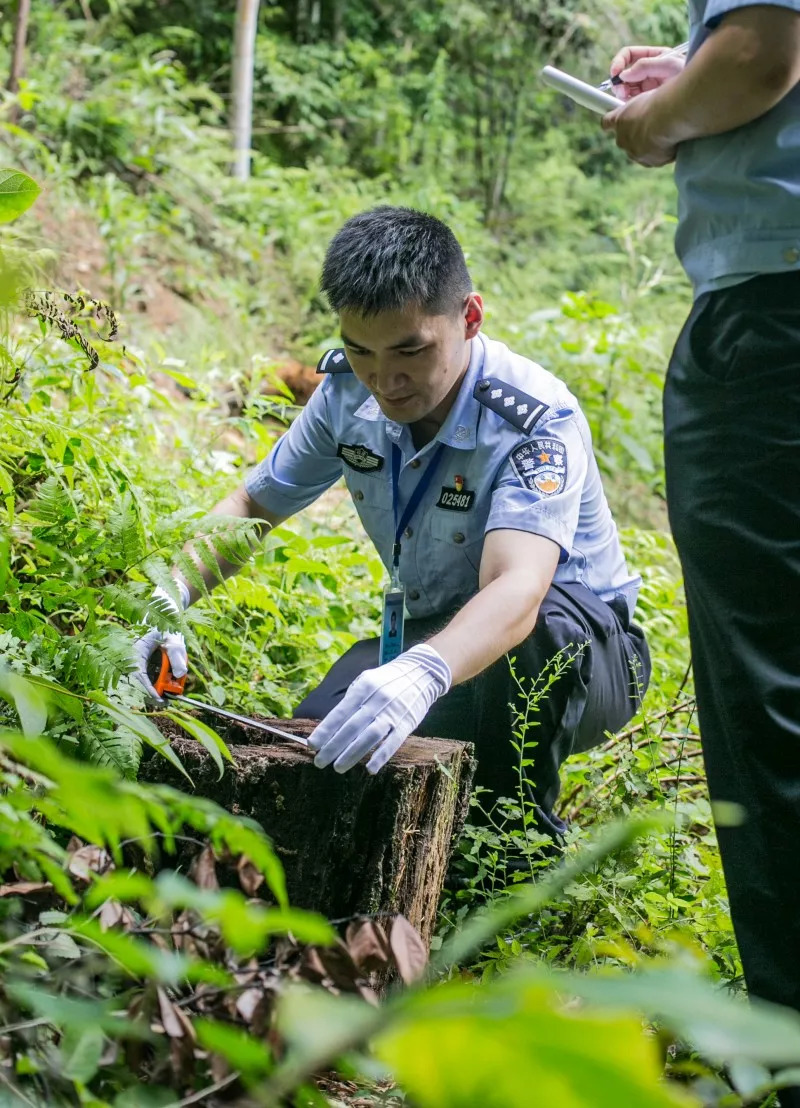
[556,965,800,1068]
[7,981,153,1041]
[195,1019,272,1080]
[114,1087,175,1107]
[89,693,191,782]
[0,666,49,736]
[0,464,14,524]
[61,1025,105,1084]
[69,918,192,985]
[376,976,690,1108]
[0,169,40,224]
[164,708,233,780]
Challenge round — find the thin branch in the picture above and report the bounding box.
[163,1072,240,1107]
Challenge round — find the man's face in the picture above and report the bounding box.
[339,296,483,425]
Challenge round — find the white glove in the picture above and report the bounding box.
[133,581,190,702]
[307,644,452,774]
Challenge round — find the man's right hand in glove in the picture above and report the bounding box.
[133,581,190,702]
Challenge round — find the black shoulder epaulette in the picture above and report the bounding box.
[473,376,549,433]
[316,348,353,375]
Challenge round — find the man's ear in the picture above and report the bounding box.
[464,292,484,339]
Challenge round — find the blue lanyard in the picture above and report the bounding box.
[391,442,445,572]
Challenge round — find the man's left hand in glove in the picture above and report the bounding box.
[307,644,452,774]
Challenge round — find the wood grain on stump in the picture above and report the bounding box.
[142,715,476,947]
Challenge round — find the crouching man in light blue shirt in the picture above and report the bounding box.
[602,2,800,1085]
[136,207,649,841]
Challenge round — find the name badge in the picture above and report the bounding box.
[379,583,405,665]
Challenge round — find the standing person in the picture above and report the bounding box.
[602,4,800,1097]
[134,206,649,839]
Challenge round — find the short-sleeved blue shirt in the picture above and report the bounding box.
[245,334,640,620]
[675,0,800,296]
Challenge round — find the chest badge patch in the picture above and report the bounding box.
[437,474,475,512]
[510,439,567,496]
[337,443,384,473]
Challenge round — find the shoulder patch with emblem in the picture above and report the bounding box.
[509,439,567,496]
[317,348,353,375]
[474,376,549,433]
[337,443,384,473]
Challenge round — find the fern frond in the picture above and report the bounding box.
[101,584,152,626]
[59,627,135,691]
[29,476,75,525]
[78,713,141,779]
[140,555,181,606]
[173,551,207,597]
[153,506,203,547]
[212,529,259,568]
[108,491,145,568]
[192,537,224,585]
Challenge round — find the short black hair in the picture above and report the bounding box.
[320,206,472,318]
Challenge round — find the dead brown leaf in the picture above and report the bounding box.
[0,882,53,897]
[190,843,219,891]
[68,844,113,882]
[234,987,264,1024]
[389,915,427,985]
[237,854,264,896]
[156,987,196,1042]
[98,899,135,931]
[345,919,392,975]
[156,987,187,1039]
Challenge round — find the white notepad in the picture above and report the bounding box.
[541,66,620,114]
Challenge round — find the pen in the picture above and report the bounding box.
[598,40,690,92]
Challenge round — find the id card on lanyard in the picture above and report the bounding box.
[379,441,445,665]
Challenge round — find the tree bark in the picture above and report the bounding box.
[8,0,31,95]
[230,0,261,180]
[143,716,476,948]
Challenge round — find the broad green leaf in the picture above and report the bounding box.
[24,675,83,723]
[152,872,335,953]
[0,464,14,524]
[276,986,384,1081]
[60,1025,105,1084]
[551,966,800,1068]
[195,1019,272,1080]
[164,708,234,780]
[7,981,153,1041]
[69,918,196,986]
[0,169,40,224]
[113,1088,175,1107]
[0,666,49,737]
[84,871,154,909]
[376,977,692,1108]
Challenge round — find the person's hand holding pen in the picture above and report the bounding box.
[604,44,688,99]
[601,43,688,167]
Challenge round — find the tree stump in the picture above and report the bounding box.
[142,716,476,947]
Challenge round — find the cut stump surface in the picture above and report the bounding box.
[143,715,476,947]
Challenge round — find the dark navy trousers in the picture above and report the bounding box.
[295,581,650,836]
[664,272,800,1106]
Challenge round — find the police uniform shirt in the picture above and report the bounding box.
[245,333,641,621]
[676,0,800,297]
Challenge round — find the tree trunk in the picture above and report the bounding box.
[8,0,31,95]
[230,0,261,181]
[142,716,476,949]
